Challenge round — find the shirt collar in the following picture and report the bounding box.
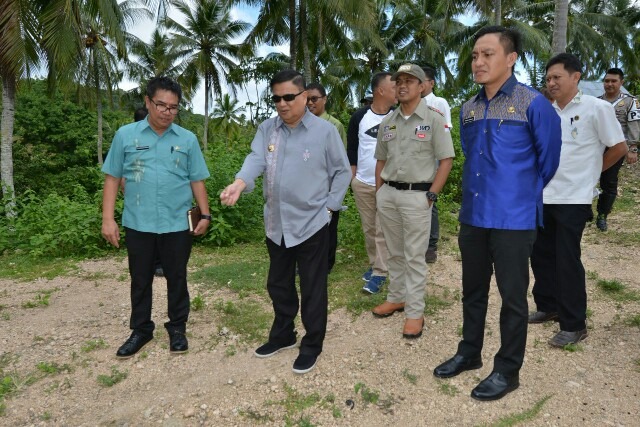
[553,90,583,111]
[277,108,314,130]
[390,99,429,120]
[139,117,178,136]
[475,74,518,102]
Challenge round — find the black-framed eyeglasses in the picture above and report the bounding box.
[149,98,180,115]
[307,96,325,104]
[271,90,305,104]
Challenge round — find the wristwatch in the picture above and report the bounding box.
[629,147,638,153]
[200,214,212,220]
[426,191,438,202]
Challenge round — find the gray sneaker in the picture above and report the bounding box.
[549,329,588,347]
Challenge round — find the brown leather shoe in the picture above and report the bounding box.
[402,317,424,339]
[372,301,405,318]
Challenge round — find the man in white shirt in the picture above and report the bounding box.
[347,72,396,294]
[421,66,453,263]
[529,53,627,347]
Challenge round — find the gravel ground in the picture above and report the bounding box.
[1,213,639,426]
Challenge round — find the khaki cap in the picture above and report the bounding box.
[391,64,426,82]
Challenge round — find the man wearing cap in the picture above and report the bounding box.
[371,64,455,339]
[421,66,454,264]
[347,72,396,294]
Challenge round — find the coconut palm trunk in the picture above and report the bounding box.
[1,77,17,215]
[288,0,296,69]
[300,0,311,82]
[552,0,569,54]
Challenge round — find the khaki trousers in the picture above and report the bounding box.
[351,177,388,276]
[376,184,431,318]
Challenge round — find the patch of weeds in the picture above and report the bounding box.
[239,408,273,423]
[562,343,583,352]
[22,288,59,309]
[139,351,148,360]
[456,324,463,337]
[424,292,453,316]
[117,274,128,281]
[97,366,127,387]
[81,339,107,353]
[633,358,640,373]
[36,361,72,376]
[267,383,321,423]
[483,394,553,427]
[596,279,640,302]
[192,261,270,297]
[191,294,205,311]
[533,338,543,348]
[212,299,271,343]
[354,382,379,405]
[0,255,77,281]
[318,393,341,419]
[402,368,418,385]
[0,305,8,321]
[586,270,599,281]
[344,292,385,316]
[438,382,460,396]
[625,314,640,328]
[225,345,237,357]
[40,412,52,421]
[586,308,593,319]
[285,415,315,427]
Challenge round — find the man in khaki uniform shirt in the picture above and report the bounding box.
[372,64,455,338]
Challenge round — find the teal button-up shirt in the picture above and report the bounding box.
[102,118,210,233]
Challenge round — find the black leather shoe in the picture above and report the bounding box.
[169,331,189,354]
[116,333,153,359]
[528,311,559,324]
[548,329,588,347]
[433,354,482,378]
[471,372,519,401]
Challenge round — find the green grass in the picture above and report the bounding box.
[437,382,460,396]
[354,382,379,405]
[266,383,322,426]
[481,394,553,427]
[81,339,107,353]
[596,279,640,302]
[36,361,72,376]
[212,299,271,343]
[402,368,418,385]
[190,294,205,311]
[562,343,583,352]
[97,366,127,387]
[625,314,640,327]
[239,408,273,423]
[22,288,59,309]
[0,255,78,281]
[192,260,270,298]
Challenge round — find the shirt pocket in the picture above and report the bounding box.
[168,149,189,176]
[409,131,433,155]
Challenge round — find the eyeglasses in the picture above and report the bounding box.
[307,96,325,104]
[149,98,180,115]
[271,90,305,104]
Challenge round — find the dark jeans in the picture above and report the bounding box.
[531,204,591,331]
[328,210,340,272]
[597,151,624,216]
[266,226,329,356]
[456,224,537,376]
[125,228,193,336]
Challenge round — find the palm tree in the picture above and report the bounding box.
[0,0,43,214]
[166,0,251,150]
[211,94,246,143]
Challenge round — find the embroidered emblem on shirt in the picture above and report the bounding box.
[303,149,311,162]
[508,106,516,113]
[571,127,578,139]
[415,125,431,132]
[382,132,395,141]
[268,144,275,152]
[389,125,396,130]
[470,110,475,116]
[570,115,580,125]
[417,133,426,138]
[619,100,625,107]
[383,125,389,131]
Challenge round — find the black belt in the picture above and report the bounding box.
[386,181,431,191]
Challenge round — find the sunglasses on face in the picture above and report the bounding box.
[307,96,325,104]
[271,90,305,104]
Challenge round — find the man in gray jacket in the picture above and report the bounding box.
[220,70,350,375]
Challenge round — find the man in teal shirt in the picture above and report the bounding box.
[102,77,211,359]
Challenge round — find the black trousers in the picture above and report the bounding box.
[456,224,537,376]
[328,211,340,272]
[531,204,591,331]
[597,151,624,216]
[125,227,193,336]
[266,226,329,357]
